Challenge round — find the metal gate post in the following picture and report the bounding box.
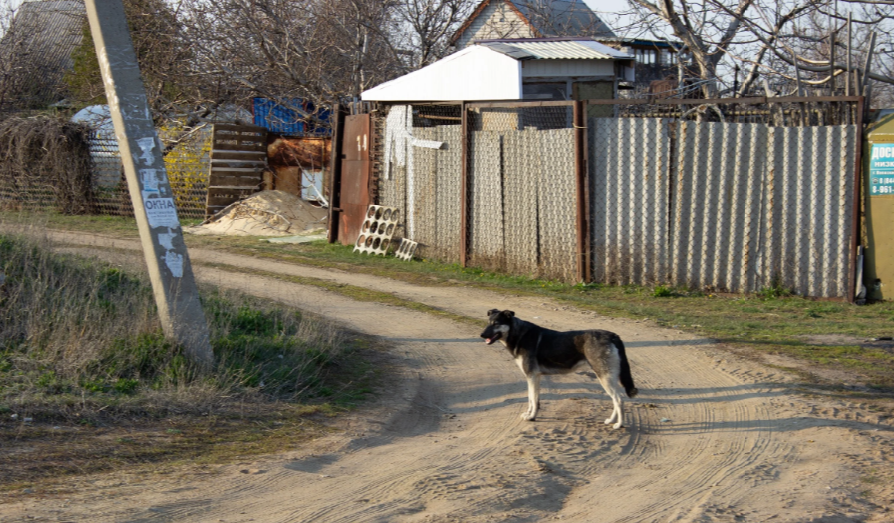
[574,100,591,282]
[848,96,866,304]
[328,104,347,243]
[84,0,212,367]
[460,101,469,268]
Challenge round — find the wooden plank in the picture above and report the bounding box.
[212,140,266,152]
[207,193,255,207]
[209,167,265,174]
[213,123,266,133]
[210,151,266,161]
[208,185,260,190]
[206,123,268,217]
[207,176,262,187]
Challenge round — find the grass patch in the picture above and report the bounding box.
[5,212,894,391]
[182,233,894,391]
[0,231,375,490]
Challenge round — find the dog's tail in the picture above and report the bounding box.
[614,336,638,398]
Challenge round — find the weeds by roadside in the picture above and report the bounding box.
[3,211,894,390]
[0,231,374,491]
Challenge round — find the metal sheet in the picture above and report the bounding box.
[763,125,856,297]
[339,159,371,246]
[671,121,856,297]
[338,114,372,245]
[468,131,504,267]
[590,117,671,285]
[672,122,767,294]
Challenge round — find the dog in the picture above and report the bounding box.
[480,309,638,429]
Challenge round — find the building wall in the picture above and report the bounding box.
[521,59,615,78]
[455,1,537,49]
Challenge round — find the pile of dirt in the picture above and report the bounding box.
[188,191,328,237]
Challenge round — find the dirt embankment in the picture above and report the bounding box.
[2,230,894,523]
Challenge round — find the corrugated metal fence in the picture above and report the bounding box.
[592,119,857,297]
[376,99,861,298]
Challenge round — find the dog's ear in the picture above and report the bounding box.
[487,308,500,316]
[504,310,515,318]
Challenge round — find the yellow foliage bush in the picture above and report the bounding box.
[159,123,211,219]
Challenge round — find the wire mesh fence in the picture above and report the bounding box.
[0,121,212,219]
[378,97,862,298]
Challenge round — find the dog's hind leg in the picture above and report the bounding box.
[597,373,624,429]
[521,373,541,421]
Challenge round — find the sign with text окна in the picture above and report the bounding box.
[870,143,894,197]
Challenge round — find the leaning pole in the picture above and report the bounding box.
[84,0,214,368]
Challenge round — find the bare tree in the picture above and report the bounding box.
[602,0,894,100]
[396,0,475,68]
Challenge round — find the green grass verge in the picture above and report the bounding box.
[4,211,894,391]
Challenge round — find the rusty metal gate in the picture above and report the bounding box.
[332,113,372,245]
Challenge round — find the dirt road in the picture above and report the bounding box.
[3,231,894,522]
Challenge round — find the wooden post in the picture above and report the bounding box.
[327,104,346,243]
[846,14,852,96]
[84,0,213,368]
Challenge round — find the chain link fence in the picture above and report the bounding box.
[377,98,861,297]
[0,120,211,219]
[89,126,211,219]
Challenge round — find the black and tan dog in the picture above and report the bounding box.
[480,309,638,428]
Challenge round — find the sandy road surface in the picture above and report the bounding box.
[2,231,894,522]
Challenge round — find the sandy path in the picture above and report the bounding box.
[2,231,893,522]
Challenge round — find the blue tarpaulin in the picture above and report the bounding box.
[252,98,331,136]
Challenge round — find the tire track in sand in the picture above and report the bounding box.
[4,231,888,523]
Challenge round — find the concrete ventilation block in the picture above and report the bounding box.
[353,205,400,256]
[395,238,418,261]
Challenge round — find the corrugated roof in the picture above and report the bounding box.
[0,0,86,109]
[478,39,632,60]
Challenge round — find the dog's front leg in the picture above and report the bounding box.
[521,374,541,421]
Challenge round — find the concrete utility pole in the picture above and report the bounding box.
[84,0,214,368]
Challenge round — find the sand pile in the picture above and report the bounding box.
[188,190,328,237]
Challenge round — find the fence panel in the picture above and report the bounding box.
[433,125,463,262]
[468,130,504,268]
[762,125,856,297]
[590,117,671,285]
[411,127,438,255]
[672,122,767,294]
[87,134,124,215]
[502,130,539,275]
[536,128,577,282]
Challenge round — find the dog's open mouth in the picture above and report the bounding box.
[483,333,501,345]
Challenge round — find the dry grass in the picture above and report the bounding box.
[0,116,94,214]
[0,231,375,490]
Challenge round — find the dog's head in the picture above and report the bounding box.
[480,309,515,345]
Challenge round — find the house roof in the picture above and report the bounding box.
[478,38,632,60]
[362,45,524,102]
[451,0,615,45]
[362,38,632,102]
[0,0,86,109]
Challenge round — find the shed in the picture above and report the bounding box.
[361,38,634,103]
